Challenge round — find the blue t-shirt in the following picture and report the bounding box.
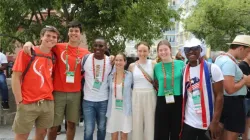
[215,54,247,96]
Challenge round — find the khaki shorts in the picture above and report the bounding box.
[12,100,54,134]
[53,91,81,126]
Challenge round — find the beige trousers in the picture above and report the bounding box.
[132,88,156,140]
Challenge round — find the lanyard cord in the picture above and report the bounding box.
[65,44,80,72]
[162,61,174,90]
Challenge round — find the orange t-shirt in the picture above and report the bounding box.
[52,43,89,92]
[12,47,54,104]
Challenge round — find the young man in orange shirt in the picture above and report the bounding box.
[12,26,59,140]
[23,21,90,140]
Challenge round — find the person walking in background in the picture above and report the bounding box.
[106,53,133,140]
[180,38,224,140]
[215,35,250,140]
[239,47,250,140]
[0,48,9,110]
[154,40,184,140]
[128,41,156,140]
[11,26,59,140]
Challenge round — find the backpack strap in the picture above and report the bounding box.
[22,49,36,82]
[81,54,90,74]
[22,48,54,82]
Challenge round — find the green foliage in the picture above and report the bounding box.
[184,0,250,51]
[0,0,177,54]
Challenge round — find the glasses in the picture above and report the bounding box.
[45,25,58,30]
[184,46,201,54]
[94,44,105,48]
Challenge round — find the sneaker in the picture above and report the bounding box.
[1,101,10,110]
[79,122,84,127]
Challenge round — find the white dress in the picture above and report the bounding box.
[106,83,132,133]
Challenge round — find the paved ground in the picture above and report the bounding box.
[0,125,105,139]
[0,124,133,140]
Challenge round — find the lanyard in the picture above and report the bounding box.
[92,55,106,82]
[221,53,237,64]
[184,59,207,127]
[65,44,80,72]
[161,61,174,90]
[114,72,125,98]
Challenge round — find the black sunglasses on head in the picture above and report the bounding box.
[93,44,105,48]
[184,46,201,53]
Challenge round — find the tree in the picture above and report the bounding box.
[0,0,178,54]
[183,0,250,51]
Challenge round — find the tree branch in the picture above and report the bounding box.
[0,34,24,44]
[62,3,70,22]
[48,8,51,18]
[34,11,40,24]
[70,4,79,21]
[38,10,45,21]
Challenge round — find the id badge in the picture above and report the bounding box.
[115,99,123,110]
[164,89,175,104]
[192,91,202,114]
[66,71,75,83]
[92,79,102,91]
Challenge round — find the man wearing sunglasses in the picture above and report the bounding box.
[81,37,112,140]
[180,38,224,140]
[215,35,250,140]
[23,21,90,140]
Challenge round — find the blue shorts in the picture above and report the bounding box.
[245,98,250,117]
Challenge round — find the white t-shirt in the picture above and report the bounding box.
[184,63,224,130]
[0,52,8,65]
[83,54,112,101]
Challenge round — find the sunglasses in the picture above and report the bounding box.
[45,25,58,30]
[184,46,201,54]
[93,44,105,48]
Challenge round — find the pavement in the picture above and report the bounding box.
[0,124,120,140]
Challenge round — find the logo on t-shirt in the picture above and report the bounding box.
[60,50,69,70]
[33,59,45,88]
[186,77,200,92]
[60,50,81,72]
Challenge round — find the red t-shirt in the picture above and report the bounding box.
[12,47,54,104]
[53,43,89,92]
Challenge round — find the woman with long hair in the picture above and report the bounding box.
[128,41,156,140]
[154,40,184,140]
[106,53,133,140]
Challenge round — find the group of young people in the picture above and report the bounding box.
[10,19,250,140]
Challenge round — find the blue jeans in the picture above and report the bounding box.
[0,72,8,102]
[83,100,108,140]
